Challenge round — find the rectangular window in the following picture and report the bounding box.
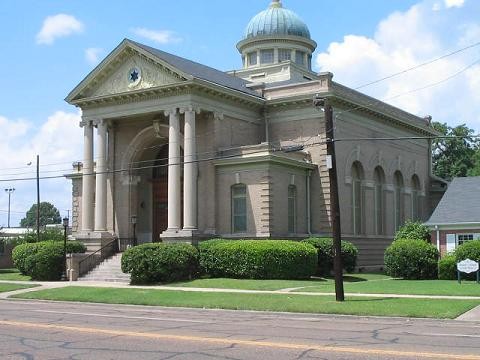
[374,184,384,235]
[278,49,291,62]
[295,51,305,65]
[288,185,297,233]
[458,234,474,246]
[247,52,257,66]
[353,179,362,235]
[260,49,274,64]
[232,185,247,233]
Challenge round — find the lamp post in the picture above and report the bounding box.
[4,188,15,228]
[61,217,69,281]
[131,215,137,247]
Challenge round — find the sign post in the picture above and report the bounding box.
[456,259,480,284]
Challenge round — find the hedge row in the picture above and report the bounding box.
[438,240,480,280]
[121,238,359,284]
[12,241,86,281]
[199,240,317,280]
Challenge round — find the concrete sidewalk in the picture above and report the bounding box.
[2,279,480,321]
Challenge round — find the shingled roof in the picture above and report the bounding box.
[130,40,260,98]
[425,177,480,225]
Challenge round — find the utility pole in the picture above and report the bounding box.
[314,95,345,302]
[4,188,15,228]
[36,155,40,242]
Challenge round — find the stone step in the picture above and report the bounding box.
[78,253,130,283]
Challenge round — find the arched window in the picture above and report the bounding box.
[288,185,297,233]
[394,171,404,231]
[232,184,247,233]
[351,162,364,235]
[411,175,421,220]
[374,167,386,235]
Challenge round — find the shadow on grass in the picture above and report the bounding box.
[0,269,19,274]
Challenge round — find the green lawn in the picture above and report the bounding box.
[0,283,37,293]
[171,274,480,297]
[13,286,480,319]
[0,269,31,282]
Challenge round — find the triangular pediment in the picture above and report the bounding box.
[67,40,190,103]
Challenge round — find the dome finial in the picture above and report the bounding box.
[270,0,282,8]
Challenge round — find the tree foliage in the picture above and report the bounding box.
[432,122,479,180]
[20,202,61,227]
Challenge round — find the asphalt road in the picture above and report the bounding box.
[1,299,480,360]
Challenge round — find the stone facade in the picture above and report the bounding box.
[65,1,442,267]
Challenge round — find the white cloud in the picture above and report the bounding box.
[85,47,104,65]
[0,111,83,226]
[131,27,181,44]
[36,14,84,45]
[315,0,480,130]
[445,0,465,8]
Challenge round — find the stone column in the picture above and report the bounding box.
[182,107,198,231]
[81,120,94,231]
[166,109,181,231]
[94,120,107,231]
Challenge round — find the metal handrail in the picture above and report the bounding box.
[78,238,119,277]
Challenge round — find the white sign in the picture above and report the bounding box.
[457,259,479,274]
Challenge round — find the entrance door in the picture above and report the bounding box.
[152,178,168,242]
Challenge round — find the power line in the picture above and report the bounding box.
[354,40,480,90]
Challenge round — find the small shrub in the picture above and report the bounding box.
[394,221,431,242]
[302,237,358,276]
[438,254,457,280]
[455,240,480,262]
[199,240,317,280]
[384,239,439,279]
[12,240,86,280]
[122,243,199,284]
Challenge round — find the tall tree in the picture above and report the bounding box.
[432,122,479,180]
[20,202,61,227]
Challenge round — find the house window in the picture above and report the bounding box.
[374,166,385,235]
[288,185,297,233]
[278,49,291,62]
[411,175,421,220]
[351,162,364,235]
[260,49,274,64]
[295,51,305,65]
[232,184,247,233]
[458,234,474,246]
[0,241,4,255]
[247,52,257,66]
[394,171,404,231]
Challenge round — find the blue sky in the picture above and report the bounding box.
[0,0,478,226]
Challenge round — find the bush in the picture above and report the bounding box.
[455,240,480,262]
[384,239,439,279]
[12,240,86,280]
[302,237,358,276]
[199,240,317,279]
[438,254,457,280]
[394,221,431,242]
[122,243,199,284]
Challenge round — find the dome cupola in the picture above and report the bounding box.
[237,0,317,72]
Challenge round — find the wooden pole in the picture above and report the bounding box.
[36,155,40,242]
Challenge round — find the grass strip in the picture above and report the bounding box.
[171,276,480,296]
[0,269,31,282]
[13,286,480,319]
[0,283,37,293]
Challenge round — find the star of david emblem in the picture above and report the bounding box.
[130,69,139,82]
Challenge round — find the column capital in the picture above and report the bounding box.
[79,119,93,128]
[164,108,178,117]
[179,105,201,115]
[213,112,224,121]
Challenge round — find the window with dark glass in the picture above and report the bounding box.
[411,175,421,220]
[232,184,247,233]
[247,52,257,66]
[374,167,385,235]
[351,162,364,235]
[260,49,274,64]
[288,185,297,233]
[394,171,404,231]
[278,49,291,62]
[295,51,305,65]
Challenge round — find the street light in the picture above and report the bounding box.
[4,188,15,228]
[131,215,137,247]
[61,217,69,281]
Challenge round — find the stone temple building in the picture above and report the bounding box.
[66,0,442,268]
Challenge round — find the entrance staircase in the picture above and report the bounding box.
[79,253,131,283]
